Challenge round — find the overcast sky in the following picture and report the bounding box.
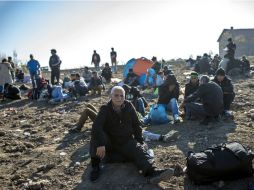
[0,0,254,69]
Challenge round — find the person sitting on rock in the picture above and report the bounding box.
[212,68,235,117]
[157,74,181,123]
[185,75,224,125]
[3,83,21,100]
[88,86,175,182]
[101,63,112,83]
[124,68,139,87]
[88,71,103,95]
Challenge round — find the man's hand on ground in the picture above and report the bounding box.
[96,146,106,159]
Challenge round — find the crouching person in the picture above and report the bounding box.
[89,71,103,95]
[185,75,224,125]
[89,86,175,183]
[212,68,235,117]
[4,83,21,100]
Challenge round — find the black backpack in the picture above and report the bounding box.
[186,142,254,184]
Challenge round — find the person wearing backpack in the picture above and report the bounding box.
[157,74,181,123]
[212,68,235,117]
[185,75,224,125]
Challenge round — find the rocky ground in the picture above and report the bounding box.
[0,63,254,190]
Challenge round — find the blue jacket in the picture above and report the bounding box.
[27,59,40,74]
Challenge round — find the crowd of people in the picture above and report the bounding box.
[0,40,253,183]
[186,38,251,77]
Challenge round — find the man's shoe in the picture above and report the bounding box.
[162,130,180,142]
[149,168,174,184]
[69,126,81,133]
[90,166,100,182]
[174,115,181,124]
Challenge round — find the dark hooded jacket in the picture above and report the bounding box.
[158,74,179,104]
[212,76,234,94]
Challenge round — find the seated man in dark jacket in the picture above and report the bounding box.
[124,68,139,86]
[184,72,199,99]
[4,83,21,100]
[89,86,175,182]
[212,68,235,116]
[157,74,181,123]
[88,71,103,95]
[185,75,224,125]
[101,63,112,83]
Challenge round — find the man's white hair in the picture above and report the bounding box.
[111,86,125,95]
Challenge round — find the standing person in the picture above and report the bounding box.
[27,54,40,88]
[49,49,61,85]
[151,56,162,74]
[89,86,175,182]
[110,47,117,73]
[91,50,101,71]
[0,59,13,87]
[8,57,15,81]
[225,38,236,60]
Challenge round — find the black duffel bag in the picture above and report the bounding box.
[186,142,254,184]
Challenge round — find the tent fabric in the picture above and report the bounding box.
[133,58,153,76]
[139,73,147,86]
[123,58,136,78]
[123,57,153,85]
